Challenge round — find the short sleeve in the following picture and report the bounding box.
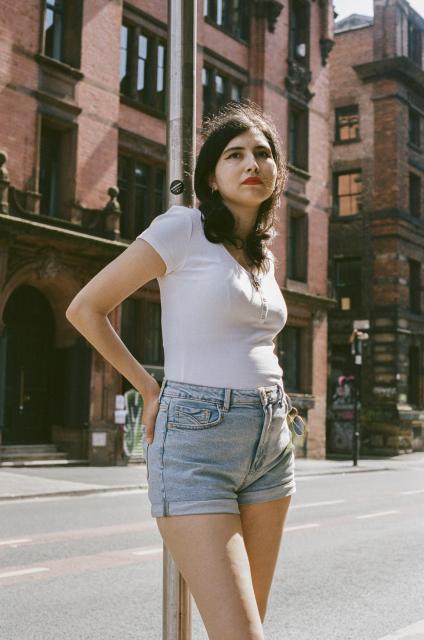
[136,206,193,275]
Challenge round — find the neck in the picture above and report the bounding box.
[224,201,259,241]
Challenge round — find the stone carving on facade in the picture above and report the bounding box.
[319,37,334,66]
[285,58,314,102]
[103,186,122,240]
[36,250,63,279]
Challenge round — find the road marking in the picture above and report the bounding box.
[133,546,163,556]
[0,538,32,547]
[292,500,345,509]
[285,523,320,531]
[357,510,399,520]
[399,489,424,495]
[376,618,424,638]
[0,567,49,579]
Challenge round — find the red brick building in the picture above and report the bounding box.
[0,0,334,464]
[328,0,424,455]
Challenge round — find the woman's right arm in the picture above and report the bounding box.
[65,239,166,442]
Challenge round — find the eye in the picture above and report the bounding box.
[260,150,272,158]
[228,152,240,159]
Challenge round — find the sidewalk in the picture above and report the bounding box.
[0,452,423,502]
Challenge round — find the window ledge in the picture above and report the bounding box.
[333,138,361,145]
[35,53,84,81]
[204,17,249,46]
[330,212,361,220]
[120,95,166,120]
[287,163,311,180]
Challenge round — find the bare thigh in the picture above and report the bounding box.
[155,513,265,640]
[240,495,292,622]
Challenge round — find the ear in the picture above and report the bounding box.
[207,174,216,190]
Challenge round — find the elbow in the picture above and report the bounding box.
[66,296,87,325]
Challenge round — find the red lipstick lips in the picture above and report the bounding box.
[242,177,263,185]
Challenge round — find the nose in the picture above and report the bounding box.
[245,152,260,173]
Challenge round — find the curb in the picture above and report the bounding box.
[0,465,396,502]
[0,484,148,502]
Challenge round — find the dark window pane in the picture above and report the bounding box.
[289,0,309,63]
[143,301,164,365]
[277,326,303,392]
[335,259,362,311]
[154,167,166,220]
[408,346,421,405]
[39,124,61,217]
[408,22,423,68]
[409,259,421,313]
[409,173,421,218]
[287,213,307,281]
[409,109,421,147]
[288,104,308,170]
[134,162,149,232]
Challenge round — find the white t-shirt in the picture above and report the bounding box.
[136,205,287,389]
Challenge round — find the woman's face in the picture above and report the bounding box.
[208,128,277,211]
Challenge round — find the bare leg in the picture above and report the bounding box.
[240,495,292,621]
[156,513,265,640]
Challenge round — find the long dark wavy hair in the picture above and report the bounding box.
[194,100,288,274]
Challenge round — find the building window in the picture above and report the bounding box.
[42,1,82,68]
[39,120,75,218]
[288,103,308,171]
[287,210,308,282]
[276,326,305,393]
[409,109,421,148]
[44,0,64,60]
[143,300,164,365]
[333,171,362,216]
[335,106,360,143]
[408,345,421,405]
[204,0,250,42]
[118,156,166,240]
[39,123,61,217]
[408,21,423,68]
[120,22,167,114]
[409,173,421,218]
[289,0,310,65]
[202,65,244,119]
[409,259,421,314]
[121,298,164,385]
[334,258,362,312]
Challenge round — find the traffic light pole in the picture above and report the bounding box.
[163,1,196,638]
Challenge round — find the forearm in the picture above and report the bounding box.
[66,306,157,399]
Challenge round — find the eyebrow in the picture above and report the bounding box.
[223,145,272,154]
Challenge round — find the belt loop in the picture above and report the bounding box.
[158,377,167,402]
[223,387,231,411]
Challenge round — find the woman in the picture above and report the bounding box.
[66,100,303,640]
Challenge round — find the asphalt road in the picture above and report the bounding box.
[1,463,424,640]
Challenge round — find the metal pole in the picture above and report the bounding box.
[164,0,196,638]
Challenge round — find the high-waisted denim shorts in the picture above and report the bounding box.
[141,378,296,517]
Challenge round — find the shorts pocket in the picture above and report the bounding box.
[168,397,223,430]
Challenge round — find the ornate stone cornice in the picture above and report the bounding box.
[320,37,334,66]
[251,0,284,33]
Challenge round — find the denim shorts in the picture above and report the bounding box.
[141,378,296,518]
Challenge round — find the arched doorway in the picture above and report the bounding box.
[2,285,55,444]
